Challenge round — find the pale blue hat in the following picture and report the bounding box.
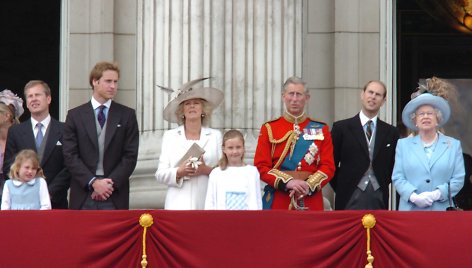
[401,93,450,131]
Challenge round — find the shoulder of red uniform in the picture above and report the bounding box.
[307,118,327,128]
[263,116,284,124]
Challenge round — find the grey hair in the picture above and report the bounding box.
[409,107,443,125]
[282,76,308,95]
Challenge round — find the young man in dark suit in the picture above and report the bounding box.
[330,80,399,210]
[4,80,70,209]
[63,61,139,210]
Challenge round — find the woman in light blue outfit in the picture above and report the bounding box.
[393,93,464,211]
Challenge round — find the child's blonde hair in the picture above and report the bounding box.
[218,129,245,170]
[9,149,45,180]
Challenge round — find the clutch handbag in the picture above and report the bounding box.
[175,143,205,167]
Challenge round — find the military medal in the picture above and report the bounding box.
[304,143,318,165]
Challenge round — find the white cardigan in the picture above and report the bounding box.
[155,126,222,209]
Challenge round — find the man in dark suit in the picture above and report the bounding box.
[63,61,139,210]
[330,80,399,210]
[4,80,70,209]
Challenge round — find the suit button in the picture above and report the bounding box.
[426,179,431,183]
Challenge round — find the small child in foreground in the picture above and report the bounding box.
[1,149,51,210]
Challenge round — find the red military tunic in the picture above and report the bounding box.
[254,112,335,210]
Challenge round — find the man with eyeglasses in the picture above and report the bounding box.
[330,80,399,210]
[254,76,335,210]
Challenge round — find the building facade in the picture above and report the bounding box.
[62,0,396,209]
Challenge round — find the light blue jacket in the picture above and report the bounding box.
[392,133,464,211]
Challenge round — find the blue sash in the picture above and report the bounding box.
[281,121,320,171]
[262,185,275,209]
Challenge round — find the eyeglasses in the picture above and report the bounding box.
[416,111,435,118]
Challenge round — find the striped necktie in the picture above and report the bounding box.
[366,120,373,141]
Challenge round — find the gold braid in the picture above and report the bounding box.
[264,123,297,169]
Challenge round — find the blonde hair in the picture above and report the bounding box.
[9,149,45,180]
[175,98,212,126]
[0,103,15,125]
[24,80,52,97]
[218,129,245,170]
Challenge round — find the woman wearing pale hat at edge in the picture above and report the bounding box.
[155,78,223,209]
[392,89,464,211]
[0,89,24,198]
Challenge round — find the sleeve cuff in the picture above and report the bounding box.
[306,171,328,192]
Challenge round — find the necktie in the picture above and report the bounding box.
[366,120,373,141]
[97,105,106,128]
[35,123,44,149]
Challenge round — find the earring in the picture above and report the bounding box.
[181,115,185,119]
[201,114,206,118]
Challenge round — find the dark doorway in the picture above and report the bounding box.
[396,0,472,119]
[0,0,61,121]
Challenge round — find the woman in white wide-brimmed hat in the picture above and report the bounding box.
[155,78,224,209]
[392,92,464,211]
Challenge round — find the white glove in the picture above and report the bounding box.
[409,192,433,208]
[421,189,441,202]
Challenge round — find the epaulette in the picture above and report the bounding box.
[264,116,283,124]
[307,118,326,128]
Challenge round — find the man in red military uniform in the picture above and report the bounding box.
[254,76,335,210]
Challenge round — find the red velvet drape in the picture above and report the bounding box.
[0,210,471,267]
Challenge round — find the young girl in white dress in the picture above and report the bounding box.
[1,149,51,210]
[205,129,262,210]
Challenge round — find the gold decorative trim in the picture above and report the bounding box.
[264,123,298,169]
[283,111,307,124]
[268,169,293,189]
[362,214,376,268]
[306,171,328,192]
[139,213,154,268]
[265,123,293,144]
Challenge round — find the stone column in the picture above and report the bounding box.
[132,0,303,208]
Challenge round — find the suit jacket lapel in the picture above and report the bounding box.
[20,119,37,149]
[349,115,369,157]
[83,103,99,149]
[410,135,430,171]
[372,120,387,159]
[198,127,211,150]
[429,134,449,168]
[41,119,60,166]
[104,102,120,150]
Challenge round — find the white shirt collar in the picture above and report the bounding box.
[91,97,112,110]
[31,114,51,131]
[359,110,378,127]
[12,178,37,186]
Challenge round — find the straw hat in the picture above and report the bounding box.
[0,89,24,118]
[401,93,450,131]
[160,77,224,123]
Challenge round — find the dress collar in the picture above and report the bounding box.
[12,178,37,186]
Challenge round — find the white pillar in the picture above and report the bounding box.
[133,0,303,208]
